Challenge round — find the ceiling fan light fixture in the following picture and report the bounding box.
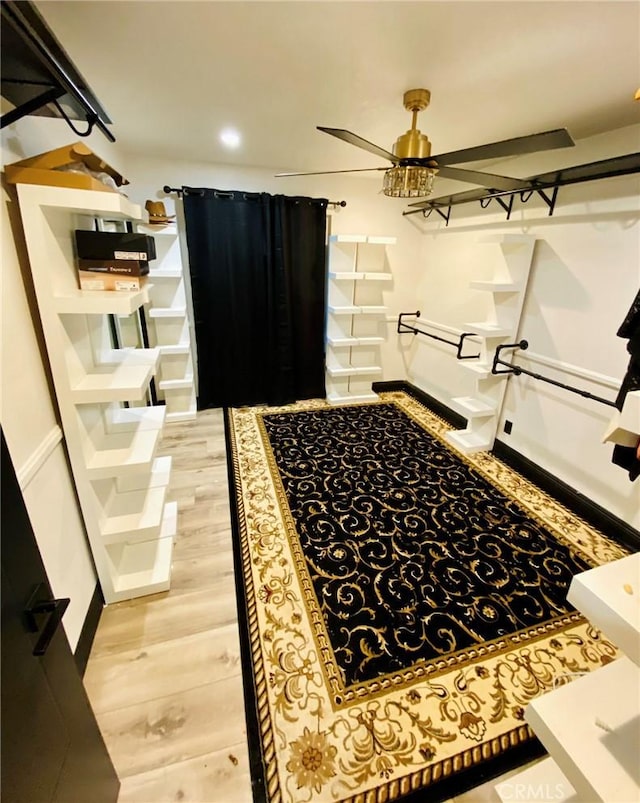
[383,165,435,198]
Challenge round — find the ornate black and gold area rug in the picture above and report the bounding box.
[225,392,626,803]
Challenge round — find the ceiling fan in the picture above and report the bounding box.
[276,88,575,198]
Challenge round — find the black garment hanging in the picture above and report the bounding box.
[182,189,327,408]
[612,289,640,482]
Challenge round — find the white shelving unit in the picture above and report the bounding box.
[446,234,535,454]
[137,223,197,422]
[496,552,640,802]
[16,184,177,603]
[325,234,395,404]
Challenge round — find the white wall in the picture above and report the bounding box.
[123,153,425,383]
[1,116,129,647]
[402,125,640,529]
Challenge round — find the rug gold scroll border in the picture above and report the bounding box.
[228,393,626,803]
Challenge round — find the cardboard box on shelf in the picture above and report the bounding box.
[74,230,156,262]
[78,271,147,292]
[5,142,129,192]
[77,258,149,277]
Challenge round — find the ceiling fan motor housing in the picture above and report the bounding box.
[393,88,432,160]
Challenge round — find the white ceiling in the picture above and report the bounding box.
[37,1,640,176]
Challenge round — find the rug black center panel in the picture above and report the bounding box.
[261,403,590,687]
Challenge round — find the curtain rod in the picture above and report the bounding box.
[162,185,346,207]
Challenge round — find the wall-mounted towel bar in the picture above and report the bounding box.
[397,311,480,360]
[492,340,618,408]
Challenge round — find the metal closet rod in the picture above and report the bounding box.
[492,341,618,408]
[397,311,480,360]
[162,185,346,207]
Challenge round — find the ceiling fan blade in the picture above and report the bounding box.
[433,128,575,166]
[317,127,398,163]
[435,165,531,191]
[275,167,389,177]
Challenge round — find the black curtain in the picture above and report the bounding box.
[183,189,327,408]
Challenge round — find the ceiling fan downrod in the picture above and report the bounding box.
[393,88,433,161]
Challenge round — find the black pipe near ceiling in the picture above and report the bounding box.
[1,0,115,141]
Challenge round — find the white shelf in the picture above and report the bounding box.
[329,234,367,243]
[328,271,392,282]
[138,224,178,238]
[460,361,493,378]
[327,365,382,377]
[445,429,492,454]
[85,426,162,480]
[465,321,513,337]
[360,305,388,315]
[451,395,497,417]
[106,405,166,432]
[366,236,396,245]
[109,501,177,601]
[97,347,159,367]
[70,363,156,403]
[16,183,175,604]
[326,233,393,405]
[327,336,385,347]
[139,219,197,425]
[567,553,640,667]
[159,375,194,390]
[116,455,172,493]
[447,234,535,454]
[149,306,187,318]
[328,305,360,315]
[149,269,182,279]
[99,485,168,545]
[159,343,191,355]
[327,391,377,405]
[525,656,640,803]
[17,182,142,219]
[70,349,159,404]
[329,271,363,280]
[166,409,197,423]
[54,287,151,315]
[469,280,520,293]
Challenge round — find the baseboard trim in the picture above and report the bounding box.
[492,439,640,551]
[74,583,104,677]
[372,380,467,429]
[374,380,640,552]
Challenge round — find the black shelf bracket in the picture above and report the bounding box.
[481,193,516,220]
[491,339,617,407]
[398,311,480,359]
[404,152,640,224]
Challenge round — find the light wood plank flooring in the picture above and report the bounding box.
[83,408,536,803]
[84,409,254,802]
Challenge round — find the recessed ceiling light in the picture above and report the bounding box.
[220,128,241,148]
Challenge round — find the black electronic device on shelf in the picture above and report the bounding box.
[74,230,156,263]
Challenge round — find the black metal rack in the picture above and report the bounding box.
[491,340,618,408]
[403,152,640,224]
[1,1,114,140]
[397,311,480,360]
